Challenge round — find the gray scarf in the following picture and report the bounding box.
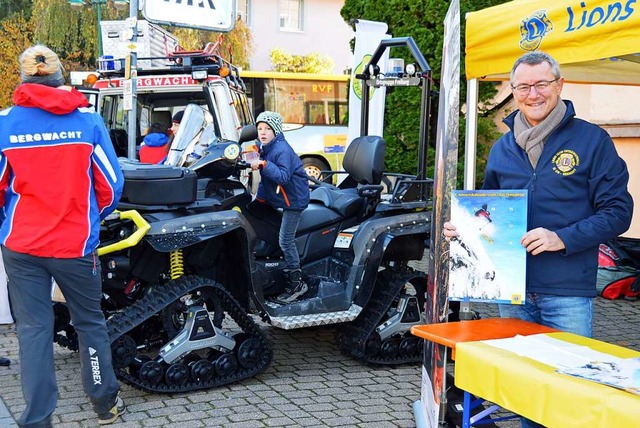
[513,99,567,168]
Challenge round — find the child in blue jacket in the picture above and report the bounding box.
[249,111,310,303]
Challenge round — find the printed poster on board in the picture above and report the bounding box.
[448,189,527,304]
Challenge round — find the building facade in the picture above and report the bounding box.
[237,0,354,73]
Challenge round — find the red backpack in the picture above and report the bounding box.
[597,241,640,300]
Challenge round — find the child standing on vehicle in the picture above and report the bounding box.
[250,111,310,303]
[139,122,170,164]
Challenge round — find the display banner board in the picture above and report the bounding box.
[418,0,460,426]
[0,251,11,324]
[347,20,390,146]
[143,0,236,32]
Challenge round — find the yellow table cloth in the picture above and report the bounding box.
[455,332,640,428]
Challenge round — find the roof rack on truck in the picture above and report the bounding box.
[97,47,245,91]
[78,40,255,167]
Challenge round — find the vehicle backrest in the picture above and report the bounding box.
[150,110,173,130]
[342,135,385,185]
[109,129,128,157]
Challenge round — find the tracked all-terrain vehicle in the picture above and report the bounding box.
[53,37,435,393]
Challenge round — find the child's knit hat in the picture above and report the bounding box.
[255,111,283,135]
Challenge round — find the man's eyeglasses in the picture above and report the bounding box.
[510,79,559,95]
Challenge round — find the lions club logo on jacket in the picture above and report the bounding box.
[552,149,579,176]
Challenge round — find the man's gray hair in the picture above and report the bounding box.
[510,51,561,82]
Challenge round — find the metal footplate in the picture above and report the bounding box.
[269,304,363,330]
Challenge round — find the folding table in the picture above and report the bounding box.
[412,318,640,427]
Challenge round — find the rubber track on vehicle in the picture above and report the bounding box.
[336,269,424,365]
[106,275,273,393]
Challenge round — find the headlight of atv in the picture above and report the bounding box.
[224,143,240,160]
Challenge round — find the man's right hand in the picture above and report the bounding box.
[521,227,565,255]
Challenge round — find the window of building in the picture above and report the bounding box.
[236,0,251,26]
[279,0,303,31]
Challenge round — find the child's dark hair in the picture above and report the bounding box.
[149,122,167,135]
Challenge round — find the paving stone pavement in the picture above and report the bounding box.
[0,296,638,428]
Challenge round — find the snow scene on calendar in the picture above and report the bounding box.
[557,357,640,395]
[448,190,528,304]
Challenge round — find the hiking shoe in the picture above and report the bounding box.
[276,281,309,303]
[98,395,125,425]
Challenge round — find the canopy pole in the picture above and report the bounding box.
[464,78,479,191]
[458,78,480,321]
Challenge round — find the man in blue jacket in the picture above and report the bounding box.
[445,51,633,427]
[445,51,633,336]
[0,45,125,427]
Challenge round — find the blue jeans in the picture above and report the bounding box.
[279,209,303,270]
[499,292,593,337]
[499,293,593,428]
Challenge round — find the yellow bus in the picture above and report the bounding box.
[240,71,349,180]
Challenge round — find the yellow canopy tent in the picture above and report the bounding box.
[466,0,640,84]
[464,0,640,237]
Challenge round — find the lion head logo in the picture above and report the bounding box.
[519,10,553,51]
[552,150,579,176]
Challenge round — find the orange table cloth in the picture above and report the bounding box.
[410,317,557,359]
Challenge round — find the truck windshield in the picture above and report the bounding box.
[97,92,210,137]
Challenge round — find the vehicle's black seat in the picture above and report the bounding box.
[308,135,385,219]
